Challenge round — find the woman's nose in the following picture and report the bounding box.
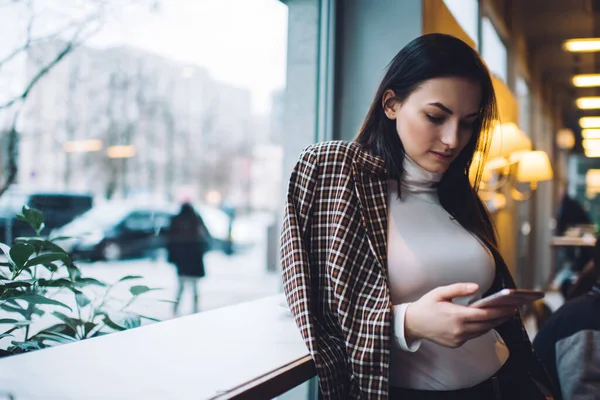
[440,123,459,149]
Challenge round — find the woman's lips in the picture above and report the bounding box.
[430,151,452,160]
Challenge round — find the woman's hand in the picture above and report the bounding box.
[404,283,518,348]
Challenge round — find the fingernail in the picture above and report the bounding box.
[467,283,478,291]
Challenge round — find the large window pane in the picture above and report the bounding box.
[481,17,507,83]
[0,0,289,342]
[443,0,479,46]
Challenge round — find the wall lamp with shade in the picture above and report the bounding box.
[511,151,553,200]
[474,122,531,192]
[471,122,553,202]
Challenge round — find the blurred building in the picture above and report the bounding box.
[17,41,266,205]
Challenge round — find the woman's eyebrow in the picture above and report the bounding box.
[428,102,478,118]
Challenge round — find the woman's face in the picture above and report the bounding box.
[383,77,482,174]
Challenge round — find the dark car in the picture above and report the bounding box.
[0,189,93,244]
[51,203,174,261]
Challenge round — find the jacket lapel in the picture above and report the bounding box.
[351,148,389,277]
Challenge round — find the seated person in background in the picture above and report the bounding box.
[533,234,600,400]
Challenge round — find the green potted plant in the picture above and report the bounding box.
[0,206,161,357]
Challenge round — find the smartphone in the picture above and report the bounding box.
[469,289,545,308]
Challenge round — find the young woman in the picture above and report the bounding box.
[281,34,557,400]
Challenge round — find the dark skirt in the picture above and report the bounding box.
[389,356,547,400]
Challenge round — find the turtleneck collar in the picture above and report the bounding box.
[401,156,443,193]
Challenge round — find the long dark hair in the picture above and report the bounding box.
[355,33,499,245]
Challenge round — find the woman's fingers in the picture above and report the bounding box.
[460,306,517,323]
[462,315,515,335]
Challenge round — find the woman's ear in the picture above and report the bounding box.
[382,89,399,120]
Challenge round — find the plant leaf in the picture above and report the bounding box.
[51,311,82,331]
[139,315,161,322]
[0,318,18,324]
[83,322,97,338]
[102,314,127,331]
[129,285,160,296]
[0,302,25,315]
[35,331,78,344]
[16,238,68,255]
[67,264,82,281]
[103,311,142,330]
[0,333,13,339]
[6,294,72,311]
[10,339,44,352]
[8,243,35,269]
[75,292,91,308]
[24,252,69,268]
[2,326,21,335]
[50,236,72,242]
[117,275,144,282]
[74,277,107,287]
[37,278,71,288]
[36,323,77,337]
[20,206,45,233]
[11,321,32,327]
[0,281,32,289]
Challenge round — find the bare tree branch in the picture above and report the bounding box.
[0,0,162,196]
[0,12,97,70]
[0,15,102,111]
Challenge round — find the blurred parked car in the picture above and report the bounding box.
[0,189,93,244]
[51,204,172,261]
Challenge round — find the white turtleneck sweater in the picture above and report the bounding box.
[387,156,509,390]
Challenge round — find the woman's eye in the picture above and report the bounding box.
[426,114,444,124]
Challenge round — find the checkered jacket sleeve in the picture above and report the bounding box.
[280,146,354,399]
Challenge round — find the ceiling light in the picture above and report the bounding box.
[583,139,600,150]
[580,117,600,128]
[564,38,600,52]
[577,97,600,109]
[583,129,600,139]
[585,149,600,158]
[572,74,600,87]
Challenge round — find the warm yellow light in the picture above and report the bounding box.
[557,128,575,150]
[580,117,600,128]
[488,122,532,160]
[577,97,600,109]
[564,38,600,52]
[516,151,553,184]
[583,129,600,139]
[63,139,103,153]
[572,74,600,88]
[585,149,600,158]
[469,152,505,184]
[583,139,600,150]
[106,145,136,159]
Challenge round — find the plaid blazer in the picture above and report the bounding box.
[281,141,556,399]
